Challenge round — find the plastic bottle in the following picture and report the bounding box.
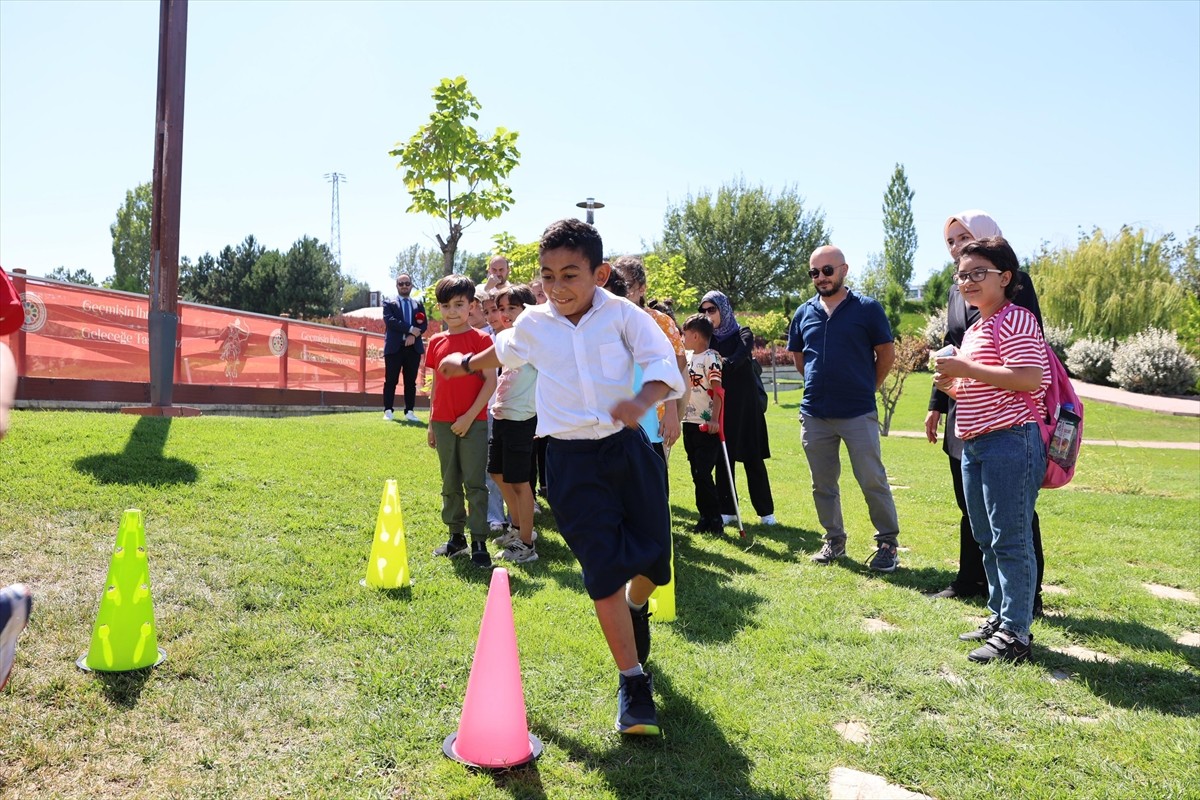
[1048,402,1080,469]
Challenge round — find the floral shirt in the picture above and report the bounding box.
[683,348,723,425]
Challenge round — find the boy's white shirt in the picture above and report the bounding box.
[494,287,684,440]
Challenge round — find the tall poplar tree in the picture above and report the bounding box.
[882,163,917,290]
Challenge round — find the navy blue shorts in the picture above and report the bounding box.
[545,427,672,599]
[488,416,537,483]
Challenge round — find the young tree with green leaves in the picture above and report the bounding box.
[882,163,917,290]
[47,267,97,286]
[109,182,152,292]
[643,252,697,312]
[391,243,444,293]
[389,76,520,275]
[661,177,828,308]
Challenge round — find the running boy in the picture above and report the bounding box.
[680,313,725,535]
[488,284,540,563]
[438,219,684,736]
[425,275,498,568]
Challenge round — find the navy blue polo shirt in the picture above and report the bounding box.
[786,290,893,419]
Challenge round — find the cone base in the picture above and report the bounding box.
[76,647,167,673]
[442,732,542,771]
[359,578,413,589]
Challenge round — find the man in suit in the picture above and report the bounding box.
[383,273,428,422]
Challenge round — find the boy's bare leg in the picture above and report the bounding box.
[627,575,656,607]
[491,474,518,531]
[509,481,535,544]
[594,590,639,671]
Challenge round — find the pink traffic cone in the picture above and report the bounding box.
[442,568,542,769]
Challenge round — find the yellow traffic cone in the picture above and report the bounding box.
[77,509,166,672]
[648,532,676,622]
[362,479,411,589]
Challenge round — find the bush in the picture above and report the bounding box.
[923,307,947,349]
[1043,324,1074,367]
[753,345,794,367]
[1109,327,1198,396]
[1066,337,1116,384]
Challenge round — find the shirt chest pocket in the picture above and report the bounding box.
[598,340,631,382]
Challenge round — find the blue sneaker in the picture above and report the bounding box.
[615,672,660,736]
[0,584,32,691]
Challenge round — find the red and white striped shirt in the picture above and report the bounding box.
[954,304,1050,441]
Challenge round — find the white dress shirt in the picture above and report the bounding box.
[493,288,683,440]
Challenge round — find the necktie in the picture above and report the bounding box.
[402,297,411,327]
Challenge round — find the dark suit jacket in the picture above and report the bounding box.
[929,270,1043,458]
[383,295,428,356]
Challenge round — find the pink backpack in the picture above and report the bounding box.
[993,304,1082,489]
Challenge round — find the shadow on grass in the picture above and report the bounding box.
[75,417,199,486]
[879,564,968,596]
[481,761,547,800]
[1039,649,1200,717]
[1042,614,1200,670]
[93,665,154,709]
[534,669,792,800]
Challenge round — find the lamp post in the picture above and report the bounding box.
[575,197,605,225]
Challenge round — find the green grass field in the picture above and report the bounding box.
[1,386,1197,799]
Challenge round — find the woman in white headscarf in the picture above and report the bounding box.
[925,211,1046,615]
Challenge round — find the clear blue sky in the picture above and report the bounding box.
[2,0,1197,297]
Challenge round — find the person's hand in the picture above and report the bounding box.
[451,414,472,437]
[706,419,721,436]
[485,273,502,290]
[935,353,972,379]
[404,334,415,347]
[609,398,648,429]
[924,410,941,443]
[427,427,436,448]
[438,353,467,378]
[933,372,957,396]
[660,406,681,448]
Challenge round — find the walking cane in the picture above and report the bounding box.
[702,385,745,539]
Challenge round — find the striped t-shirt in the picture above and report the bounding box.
[954,304,1050,441]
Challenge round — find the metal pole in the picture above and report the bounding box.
[148,0,188,407]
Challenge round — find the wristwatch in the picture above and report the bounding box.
[462,354,474,374]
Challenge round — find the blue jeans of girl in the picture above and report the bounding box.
[961,422,1044,638]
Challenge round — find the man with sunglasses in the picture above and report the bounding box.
[383,273,429,422]
[787,246,903,572]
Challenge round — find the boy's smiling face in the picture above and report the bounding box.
[539,247,610,324]
[496,297,524,329]
[482,298,504,330]
[439,295,473,333]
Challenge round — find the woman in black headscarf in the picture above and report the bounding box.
[699,291,776,525]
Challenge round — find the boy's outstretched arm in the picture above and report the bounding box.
[438,344,501,377]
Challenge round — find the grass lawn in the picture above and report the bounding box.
[1,396,1197,799]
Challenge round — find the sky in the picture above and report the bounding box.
[2,0,1198,298]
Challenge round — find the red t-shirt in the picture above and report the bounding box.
[425,328,494,423]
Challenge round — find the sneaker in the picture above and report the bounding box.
[930,584,986,600]
[496,528,537,548]
[810,541,847,564]
[691,517,720,534]
[721,514,737,526]
[498,540,538,564]
[958,617,1001,641]
[383,409,394,421]
[968,630,1032,664]
[0,584,32,691]
[760,514,777,526]
[470,540,491,568]
[630,603,652,665]
[405,411,419,423]
[432,535,468,558]
[489,521,509,533]
[868,543,899,573]
[615,672,660,736]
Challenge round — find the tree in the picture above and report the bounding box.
[660,178,828,308]
[922,262,956,313]
[1169,225,1200,298]
[341,277,373,313]
[391,244,443,293]
[109,182,152,293]
[878,335,929,436]
[882,163,917,290]
[389,76,521,274]
[642,253,697,312]
[275,236,339,319]
[852,252,890,302]
[47,267,96,286]
[492,232,541,285]
[1028,226,1188,340]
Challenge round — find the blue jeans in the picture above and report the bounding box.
[961,422,1043,638]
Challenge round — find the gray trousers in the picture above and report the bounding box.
[432,419,489,542]
[800,412,900,546]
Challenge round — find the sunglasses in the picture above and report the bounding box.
[808,265,840,279]
[396,281,412,286]
[952,268,1003,284]
[699,305,719,315]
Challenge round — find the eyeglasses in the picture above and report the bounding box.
[952,268,1003,284]
[699,305,719,315]
[808,264,841,279]
[396,281,412,286]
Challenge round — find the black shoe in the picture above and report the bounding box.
[630,603,652,665]
[433,534,468,558]
[929,584,985,599]
[470,541,491,568]
[615,672,660,735]
[691,517,722,534]
[958,617,1001,641]
[968,630,1032,664]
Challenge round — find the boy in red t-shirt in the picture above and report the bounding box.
[424,275,497,568]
